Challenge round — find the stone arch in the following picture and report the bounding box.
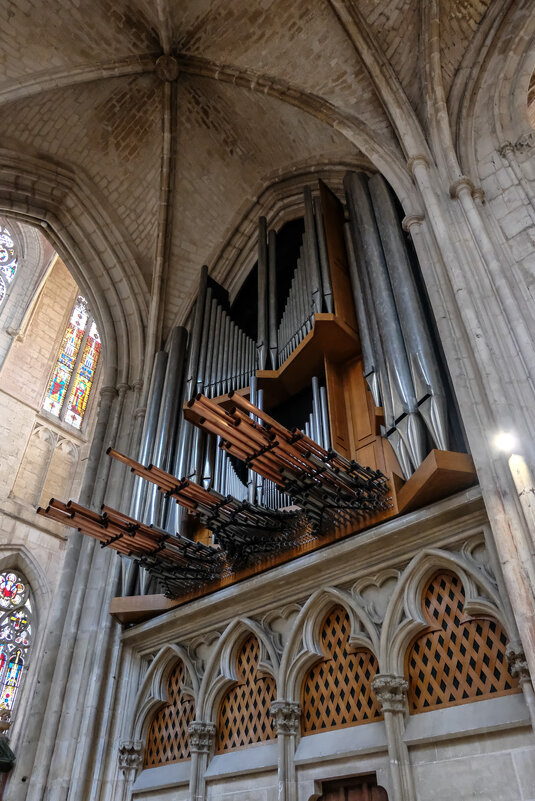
[197,617,280,723]
[0,546,50,630]
[0,149,147,386]
[11,424,56,506]
[39,438,79,507]
[280,587,379,703]
[380,547,507,676]
[126,644,199,746]
[456,2,535,175]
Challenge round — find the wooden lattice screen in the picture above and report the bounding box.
[144,659,195,767]
[301,605,382,735]
[407,571,519,713]
[216,634,277,752]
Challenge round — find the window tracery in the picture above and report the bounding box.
[144,659,195,767]
[0,226,18,307]
[42,295,101,430]
[0,571,32,718]
[301,605,382,735]
[216,634,277,752]
[406,571,519,713]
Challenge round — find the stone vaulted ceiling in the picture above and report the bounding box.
[0,0,494,337]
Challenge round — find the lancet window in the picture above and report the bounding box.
[406,571,519,713]
[216,634,277,752]
[0,571,32,720]
[42,295,101,430]
[144,659,195,767]
[301,605,382,735]
[0,226,18,307]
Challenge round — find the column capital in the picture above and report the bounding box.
[372,673,408,713]
[406,155,429,175]
[100,385,118,401]
[271,700,301,736]
[507,642,531,684]
[118,739,144,776]
[498,141,514,158]
[188,721,216,753]
[402,214,425,233]
[449,175,475,199]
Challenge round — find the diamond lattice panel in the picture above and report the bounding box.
[144,659,195,767]
[301,605,382,735]
[407,572,520,713]
[216,634,277,752]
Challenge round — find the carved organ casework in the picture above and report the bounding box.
[37,172,477,620]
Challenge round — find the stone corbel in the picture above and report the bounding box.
[117,739,144,780]
[372,674,415,801]
[188,721,216,753]
[507,642,535,731]
[271,700,301,736]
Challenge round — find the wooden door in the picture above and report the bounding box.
[319,777,388,801]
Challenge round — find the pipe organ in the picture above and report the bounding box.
[38,171,473,605]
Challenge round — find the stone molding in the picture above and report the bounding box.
[117,739,144,774]
[449,175,475,199]
[271,701,301,736]
[372,674,408,713]
[188,721,216,753]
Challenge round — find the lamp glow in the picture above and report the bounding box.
[493,431,518,453]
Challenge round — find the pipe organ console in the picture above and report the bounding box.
[38,171,475,606]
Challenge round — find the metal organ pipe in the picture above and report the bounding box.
[304,186,323,314]
[344,172,426,473]
[368,174,449,451]
[257,216,269,370]
[343,222,380,408]
[268,229,278,370]
[130,349,168,521]
[314,196,334,314]
[144,327,187,526]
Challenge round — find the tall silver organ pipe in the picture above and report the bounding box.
[268,228,278,370]
[144,327,187,526]
[130,349,168,521]
[344,172,426,474]
[257,216,269,370]
[314,196,334,314]
[368,174,449,451]
[343,222,380,407]
[304,186,323,315]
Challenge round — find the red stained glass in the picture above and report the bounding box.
[43,297,89,418]
[64,320,101,429]
[0,572,31,716]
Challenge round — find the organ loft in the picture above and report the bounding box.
[0,2,534,801]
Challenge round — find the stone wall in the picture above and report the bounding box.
[106,490,535,801]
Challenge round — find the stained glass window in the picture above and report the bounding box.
[64,320,101,430]
[0,226,18,307]
[0,572,32,718]
[42,296,101,429]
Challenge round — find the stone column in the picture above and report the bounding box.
[271,701,301,801]
[507,643,535,732]
[372,675,415,801]
[117,739,144,801]
[188,721,216,801]
[11,383,117,801]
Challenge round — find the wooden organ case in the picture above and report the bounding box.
[37,172,477,622]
